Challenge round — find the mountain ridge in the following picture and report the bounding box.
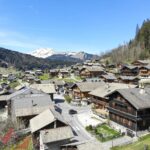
[30,48,99,61]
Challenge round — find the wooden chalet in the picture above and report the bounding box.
[49,69,59,77]
[89,83,136,118]
[118,76,139,84]
[79,66,104,78]
[120,65,139,76]
[71,82,104,101]
[132,60,150,66]
[30,108,73,150]
[101,74,117,83]
[107,88,150,137]
[59,69,69,78]
[139,65,150,77]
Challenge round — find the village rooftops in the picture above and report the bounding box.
[11,93,52,117]
[140,65,150,70]
[108,88,150,110]
[30,83,56,94]
[118,76,139,80]
[49,69,59,73]
[40,126,73,144]
[89,83,137,98]
[101,74,117,80]
[122,65,138,70]
[41,79,65,86]
[132,60,150,65]
[82,66,104,72]
[72,81,105,92]
[0,87,43,101]
[30,108,67,133]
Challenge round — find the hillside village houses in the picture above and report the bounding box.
[0,59,150,149]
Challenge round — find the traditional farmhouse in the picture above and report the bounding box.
[49,69,59,78]
[118,76,139,84]
[71,82,105,105]
[101,74,117,83]
[132,60,150,66]
[120,65,139,76]
[30,83,56,100]
[139,65,150,77]
[30,108,73,150]
[11,91,53,128]
[107,88,150,137]
[89,83,136,118]
[79,66,104,78]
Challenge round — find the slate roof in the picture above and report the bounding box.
[89,83,136,98]
[122,65,138,70]
[84,66,104,72]
[118,76,139,80]
[72,82,105,92]
[140,65,150,70]
[30,108,67,133]
[12,93,52,117]
[30,84,56,94]
[101,74,117,80]
[134,60,150,65]
[41,79,65,86]
[77,141,102,150]
[111,88,150,110]
[40,126,73,144]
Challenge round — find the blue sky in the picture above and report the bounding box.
[0,0,149,54]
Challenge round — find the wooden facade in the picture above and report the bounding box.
[118,77,139,84]
[132,60,150,66]
[139,66,150,77]
[108,92,150,132]
[79,68,103,78]
[90,95,109,118]
[120,66,139,76]
[72,86,89,100]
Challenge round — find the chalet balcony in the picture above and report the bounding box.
[108,107,137,121]
[90,97,107,106]
[110,101,136,116]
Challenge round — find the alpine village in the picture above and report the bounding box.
[1,5,150,150]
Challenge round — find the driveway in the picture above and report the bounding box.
[77,111,105,127]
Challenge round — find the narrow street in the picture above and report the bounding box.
[54,93,134,150]
[54,94,94,142]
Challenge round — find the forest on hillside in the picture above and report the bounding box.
[0,48,77,70]
[101,19,150,64]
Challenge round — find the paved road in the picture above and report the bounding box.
[54,94,94,142]
[54,94,134,150]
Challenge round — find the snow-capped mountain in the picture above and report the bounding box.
[30,48,99,61]
[30,48,55,58]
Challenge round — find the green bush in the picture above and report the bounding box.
[85,125,93,131]
[64,95,72,103]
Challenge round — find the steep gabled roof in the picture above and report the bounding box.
[108,88,150,110]
[30,108,67,133]
[30,83,56,94]
[89,83,136,98]
[40,126,73,144]
[72,82,105,92]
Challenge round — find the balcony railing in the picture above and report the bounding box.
[108,107,137,121]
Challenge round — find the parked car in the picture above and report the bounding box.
[68,109,77,115]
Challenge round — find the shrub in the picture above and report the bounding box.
[85,125,93,131]
[64,95,72,103]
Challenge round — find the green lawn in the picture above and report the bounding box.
[39,73,49,80]
[64,95,72,103]
[111,134,150,150]
[10,81,20,88]
[86,124,122,142]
